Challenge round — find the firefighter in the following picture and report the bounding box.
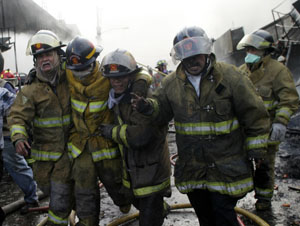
[7,30,73,225]
[151,59,168,90]
[131,26,270,226]
[99,49,171,226]
[65,37,131,225]
[237,29,299,211]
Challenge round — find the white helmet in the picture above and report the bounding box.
[26,30,66,56]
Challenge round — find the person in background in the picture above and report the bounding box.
[237,29,299,211]
[151,59,168,90]
[65,37,131,226]
[131,26,270,226]
[0,86,15,224]
[0,52,39,215]
[99,49,171,226]
[8,30,73,225]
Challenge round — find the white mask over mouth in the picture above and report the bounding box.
[71,64,94,80]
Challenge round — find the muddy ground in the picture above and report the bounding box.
[1,122,300,225]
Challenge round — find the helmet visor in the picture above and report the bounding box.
[170,37,212,64]
[236,34,271,50]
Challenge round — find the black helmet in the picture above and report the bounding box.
[26,30,66,56]
[170,26,212,64]
[156,59,167,68]
[101,49,141,78]
[237,29,274,50]
[66,36,103,70]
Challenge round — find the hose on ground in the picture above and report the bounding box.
[107,203,270,226]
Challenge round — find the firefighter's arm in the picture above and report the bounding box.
[7,88,35,149]
[273,67,299,125]
[232,73,270,160]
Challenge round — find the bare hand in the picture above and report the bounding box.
[130,92,144,111]
[15,140,31,157]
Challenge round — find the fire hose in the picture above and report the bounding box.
[107,203,269,226]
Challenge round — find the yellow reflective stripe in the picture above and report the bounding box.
[67,142,82,159]
[33,114,70,128]
[123,178,131,188]
[10,125,28,137]
[264,100,278,110]
[86,47,96,59]
[48,210,68,225]
[89,101,107,112]
[71,98,87,113]
[246,134,269,150]
[133,179,170,197]
[91,147,119,161]
[62,114,71,125]
[176,177,253,196]
[175,118,239,135]
[25,158,35,164]
[268,140,280,146]
[255,187,273,198]
[31,149,62,161]
[276,107,293,121]
[119,125,129,148]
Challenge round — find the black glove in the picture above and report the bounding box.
[99,124,114,139]
[131,92,154,115]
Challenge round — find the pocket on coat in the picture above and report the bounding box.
[214,100,232,116]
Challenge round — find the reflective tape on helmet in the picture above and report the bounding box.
[174,118,239,135]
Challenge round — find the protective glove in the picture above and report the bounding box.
[99,124,114,139]
[130,92,154,115]
[270,123,287,142]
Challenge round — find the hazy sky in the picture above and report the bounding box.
[3,0,293,73]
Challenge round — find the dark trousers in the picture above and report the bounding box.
[0,149,2,181]
[132,194,165,226]
[187,189,240,226]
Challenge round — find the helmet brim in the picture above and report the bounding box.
[103,67,142,78]
[32,44,66,56]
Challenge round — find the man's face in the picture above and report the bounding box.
[36,50,58,73]
[109,75,130,94]
[182,54,207,75]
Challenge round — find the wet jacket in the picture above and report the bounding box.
[149,55,270,197]
[8,68,71,161]
[111,72,171,197]
[239,55,299,127]
[66,62,119,162]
